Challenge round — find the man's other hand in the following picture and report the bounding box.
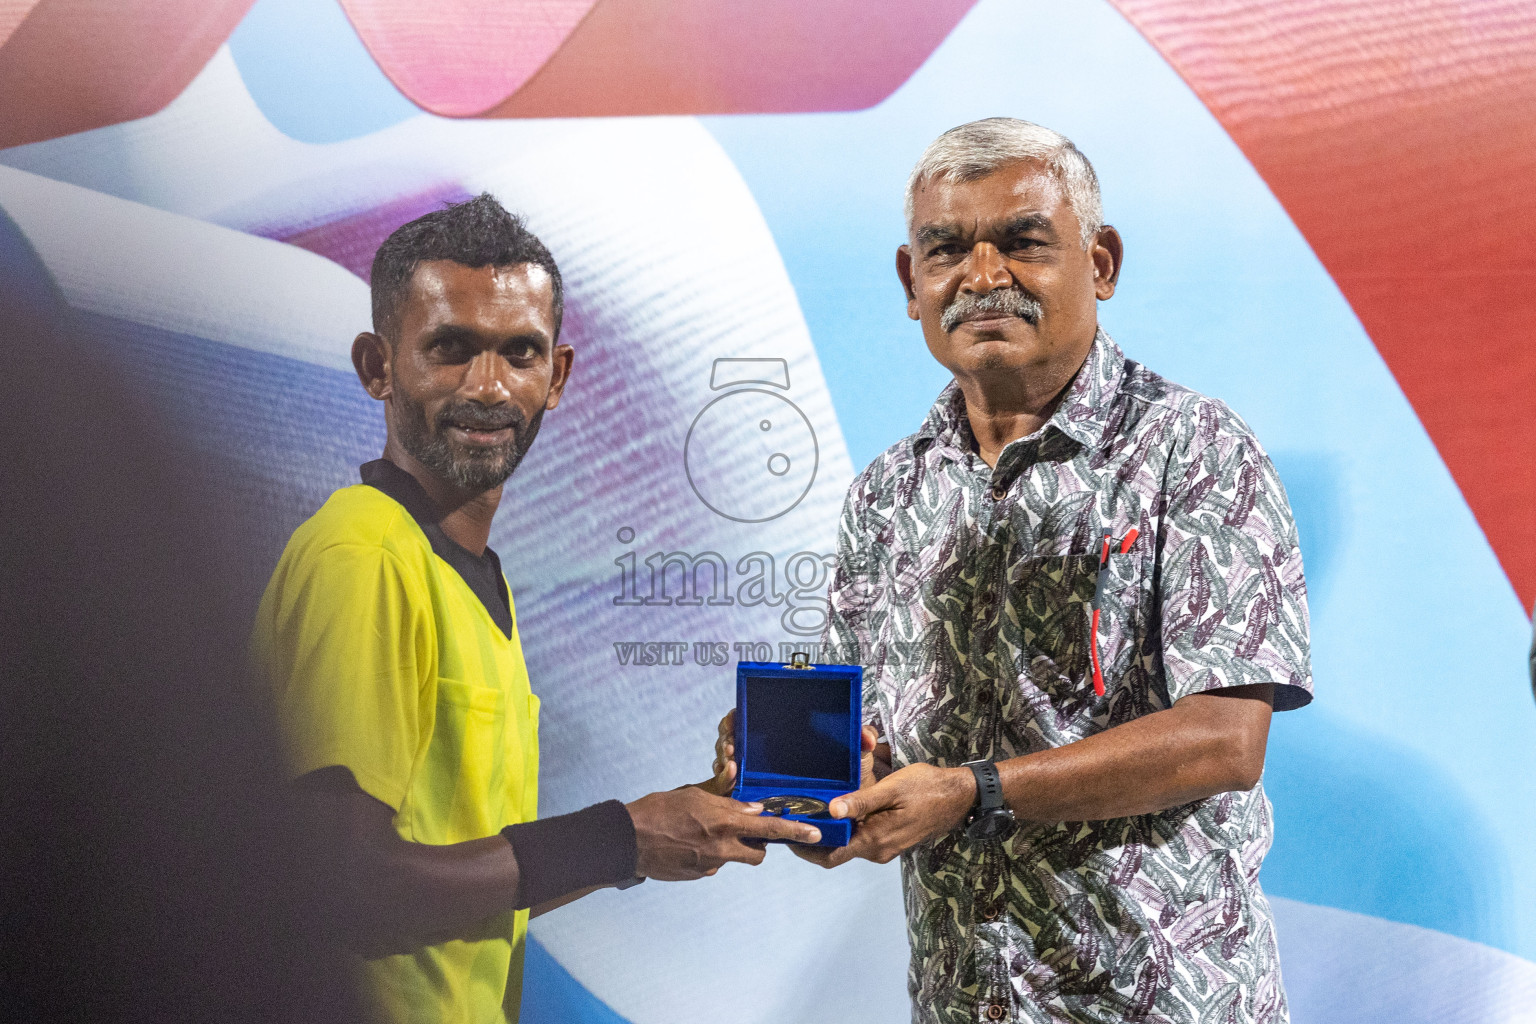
[702,709,738,797]
[790,724,897,868]
[793,762,975,869]
[710,711,889,798]
[625,786,821,880]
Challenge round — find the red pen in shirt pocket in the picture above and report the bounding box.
[1090,528,1139,696]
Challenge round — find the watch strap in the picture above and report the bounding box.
[962,759,1004,813]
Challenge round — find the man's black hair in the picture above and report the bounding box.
[369,193,564,341]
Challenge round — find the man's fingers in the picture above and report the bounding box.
[830,781,888,820]
[792,843,853,868]
[707,839,769,867]
[713,735,735,771]
[696,762,735,797]
[861,725,879,752]
[704,758,735,786]
[733,812,822,845]
[789,818,888,867]
[790,844,835,867]
[708,711,738,797]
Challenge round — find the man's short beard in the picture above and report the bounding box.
[941,287,1043,333]
[394,390,544,493]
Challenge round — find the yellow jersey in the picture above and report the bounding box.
[252,460,540,1023]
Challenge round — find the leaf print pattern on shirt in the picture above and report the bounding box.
[823,331,1311,1024]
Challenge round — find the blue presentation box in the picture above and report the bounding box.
[732,660,862,847]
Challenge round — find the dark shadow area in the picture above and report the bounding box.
[0,209,361,1021]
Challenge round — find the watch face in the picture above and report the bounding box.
[966,810,1015,842]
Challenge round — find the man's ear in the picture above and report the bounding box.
[352,332,392,401]
[544,343,575,411]
[895,245,920,321]
[1092,226,1124,301]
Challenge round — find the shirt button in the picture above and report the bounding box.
[986,1004,1008,1021]
[977,687,995,704]
[979,903,998,922]
[990,485,1006,501]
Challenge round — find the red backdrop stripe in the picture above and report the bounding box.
[1110,0,1536,611]
[1,1,46,48]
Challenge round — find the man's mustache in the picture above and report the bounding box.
[941,287,1043,332]
[436,402,524,434]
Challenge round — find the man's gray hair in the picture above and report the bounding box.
[904,117,1104,248]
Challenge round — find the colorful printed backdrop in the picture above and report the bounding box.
[3,1,1533,1021]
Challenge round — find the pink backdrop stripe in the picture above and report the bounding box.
[339,0,977,118]
[335,0,597,117]
[0,0,974,144]
[442,0,976,118]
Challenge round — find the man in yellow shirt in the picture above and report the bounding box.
[251,194,818,1024]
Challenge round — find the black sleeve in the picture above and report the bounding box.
[502,800,639,909]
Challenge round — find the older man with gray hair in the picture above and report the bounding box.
[716,117,1312,1023]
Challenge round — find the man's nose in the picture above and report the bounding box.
[962,242,1013,294]
[460,350,512,405]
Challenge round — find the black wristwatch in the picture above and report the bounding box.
[961,759,1015,842]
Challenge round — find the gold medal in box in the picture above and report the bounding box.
[731,658,861,846]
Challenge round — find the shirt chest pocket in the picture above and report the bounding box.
[416,677,509,844]
[1005,553,1144,694]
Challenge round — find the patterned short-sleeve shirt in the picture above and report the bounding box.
[823,330,1311,1024]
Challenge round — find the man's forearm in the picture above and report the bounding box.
[314,779,817,951]
[530,883,608,919]
[345,830,523,956]
[298,773,636,955]
[995,685,1274,823]
[357,802,638,953]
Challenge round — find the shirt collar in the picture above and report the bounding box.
[915,327,1126,461]
[359,458,514,639]
[361,457,443,528]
